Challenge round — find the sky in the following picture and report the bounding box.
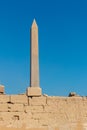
[0,0,87,96]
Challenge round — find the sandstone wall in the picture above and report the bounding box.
[0,94,87,130]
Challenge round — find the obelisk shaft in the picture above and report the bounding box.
[30,19,39,87]
[26,19,42,96]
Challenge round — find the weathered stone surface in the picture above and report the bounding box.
[0,96,86,129]
[27,19,42,97]
[27,87,42,97]
[8,104,24,112]
[25,105,44,113]
[0,95,10,103]
[46,96,66,106]
[0,112,26,121]
[10,94,28,104]
[29,96,46,106]
[44,105,58,113]
[68,92,79,97]
[0,104,8,112]
[0,128,48,130]
[30,19,39,88]
[32,112,50,120]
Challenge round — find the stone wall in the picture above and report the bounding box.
[0,94,87,130]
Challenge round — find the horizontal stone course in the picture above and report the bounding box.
[32,112,50,120]
[25,105,44,113]
[0,96,86,129]
[0,127,49,130]
[8,104,24,112]
[46,96,67,106]
[0,112,27,121]
[44,105,58,113]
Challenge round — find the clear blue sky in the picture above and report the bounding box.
[0,0,87,96]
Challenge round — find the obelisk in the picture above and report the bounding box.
[27,19,42,96]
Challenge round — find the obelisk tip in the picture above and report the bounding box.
[31,19,38,28]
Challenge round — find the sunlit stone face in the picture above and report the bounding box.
[26,19,42,96]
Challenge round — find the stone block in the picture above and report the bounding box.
[46,96,61,106]
[25,105,44,113]
[0,112,27,121]
[10,94,28,104]
[26,87,42,97]
[29,96,46,106]
[39,119,50,126]
[32,112,49,120]
[0,103,8,112]
[26,118,39,128]
[68,92,79,97]
[0,95,10,103]
[8,104,24,112]
[44,105,58,113]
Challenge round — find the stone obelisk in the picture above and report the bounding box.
[27,19,42,96]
